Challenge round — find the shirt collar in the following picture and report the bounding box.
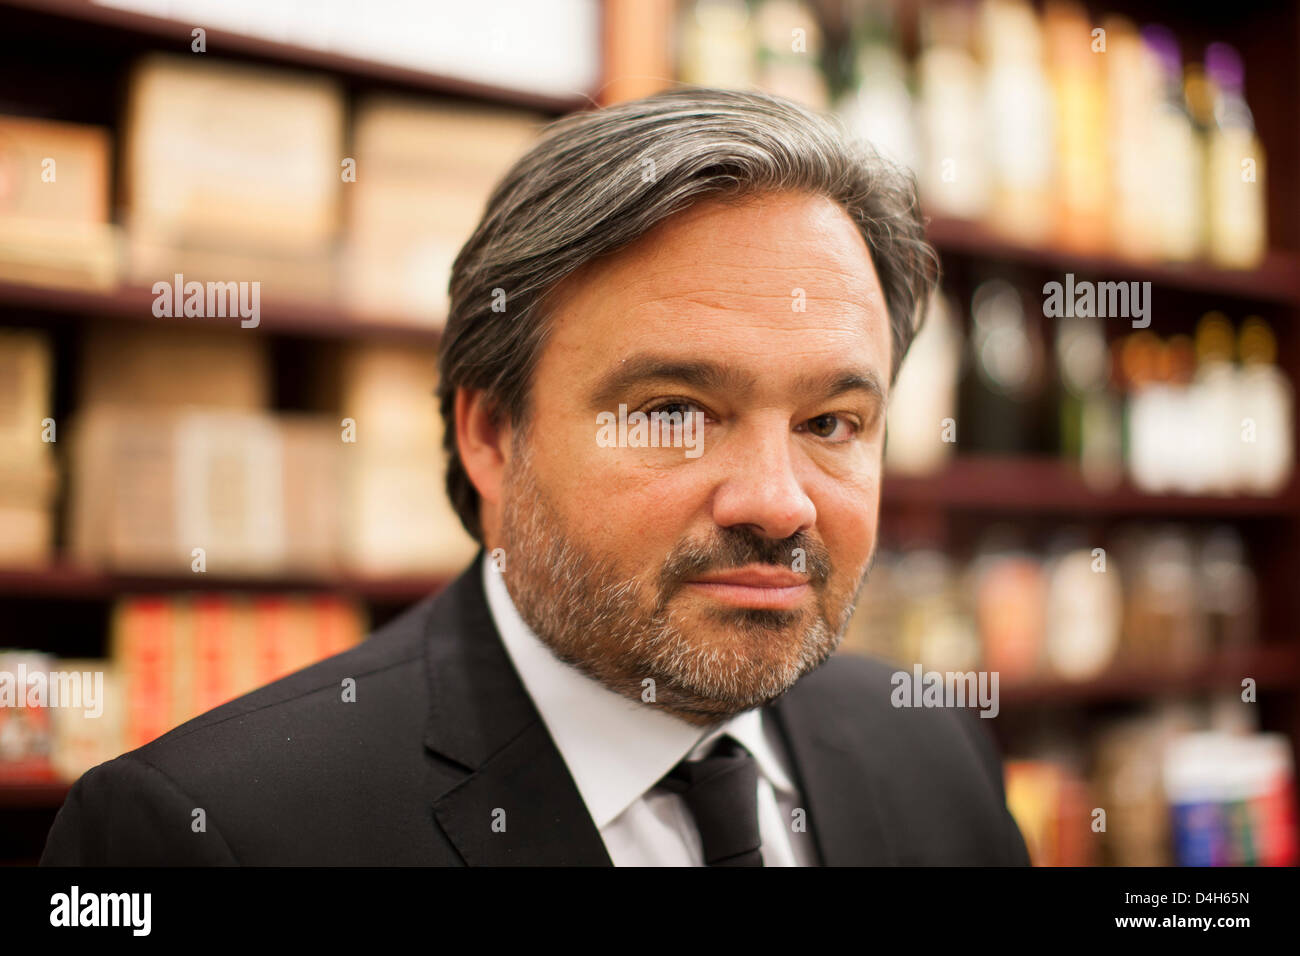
[686,707,796,801]
[481,557,795,828]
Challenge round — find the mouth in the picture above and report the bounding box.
[684,565,812,610]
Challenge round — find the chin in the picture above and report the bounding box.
[651,626,835,710]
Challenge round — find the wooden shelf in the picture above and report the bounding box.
[0,280,445,345]
[0,780,69,809]
[998,644,1300,706]
[926,216,1300,306]
[883,457,1300,518]
[0,0,591,115]
[0,564,454,603]
[3,644,1296,810]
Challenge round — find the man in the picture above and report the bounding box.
[42,88,1029,866]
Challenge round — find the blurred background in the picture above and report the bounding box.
[0,0,1296,867]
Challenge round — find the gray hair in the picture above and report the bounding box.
[437,87,939,544]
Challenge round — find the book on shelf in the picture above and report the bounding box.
[3,591,365,785]
[111,594,365,754]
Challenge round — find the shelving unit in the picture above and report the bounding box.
[0,0,593,863]
[883,457,1300,517]
[925,216,1300,307]
[0,782,71,810]
[0,0,594,115]
[996,644,1300,706]
[0,565,453,603]
[1,0,1298,867]
[0,280,447,345]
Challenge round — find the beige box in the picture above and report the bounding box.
[68,406,345,576]
[122,55,344,255]
[68,406,287,575]
[344,448,477,576]
[0,329,54,465]
[344,97,540,321]
[279,416,343,574]
[67,405,177,570]
[336,342,442,449]
[0,456,57,567]
[0,115,118,290]
[79,324,270,411]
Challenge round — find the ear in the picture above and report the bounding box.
[455,387,511,515]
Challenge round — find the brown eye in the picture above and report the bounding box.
[807,414,839,438]
[653,402,695,419]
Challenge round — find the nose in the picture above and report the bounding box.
[709,419,816,542]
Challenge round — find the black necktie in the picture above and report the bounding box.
[658,736,764,866]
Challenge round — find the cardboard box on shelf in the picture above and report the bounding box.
[344,447,477,576]
[0,330,58,566]
[79,324,270,411]
[67,404,348,576]
[120,55,345,303]
[279,416,344,575]
[333,342,477,574]
[0,455,57,567]
[0,327,54,456]
[336,342,442,449]
[343,97,540,323]
[0,115,118,291]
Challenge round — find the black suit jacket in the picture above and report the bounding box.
[41,550,1031,865]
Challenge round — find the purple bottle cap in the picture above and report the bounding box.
[1141,24,1182,78]
[1206,42,1244,91]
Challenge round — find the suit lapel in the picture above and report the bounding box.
[769,677,900,866]
[421,550,898,866]
[423,549,612,866]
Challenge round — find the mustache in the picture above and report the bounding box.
[659,528,832,592]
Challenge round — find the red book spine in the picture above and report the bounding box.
[124,598,173,749]
[192,595,232,714]
[254,596,291,684]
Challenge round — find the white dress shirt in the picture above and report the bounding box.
[482,558,817,866]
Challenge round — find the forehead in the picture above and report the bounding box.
[539,190,891,383]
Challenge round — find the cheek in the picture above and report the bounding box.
[813,469,881,569]
[535,424,706,559]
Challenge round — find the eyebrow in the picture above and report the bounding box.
[587,354,886,410]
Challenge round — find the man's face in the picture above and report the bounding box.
[489,189,891,726]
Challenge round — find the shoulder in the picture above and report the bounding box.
[136,591,436,765]
[779,652,1029,864]
[793,652,1007,788]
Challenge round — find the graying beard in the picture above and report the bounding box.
[499,459,852,718]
